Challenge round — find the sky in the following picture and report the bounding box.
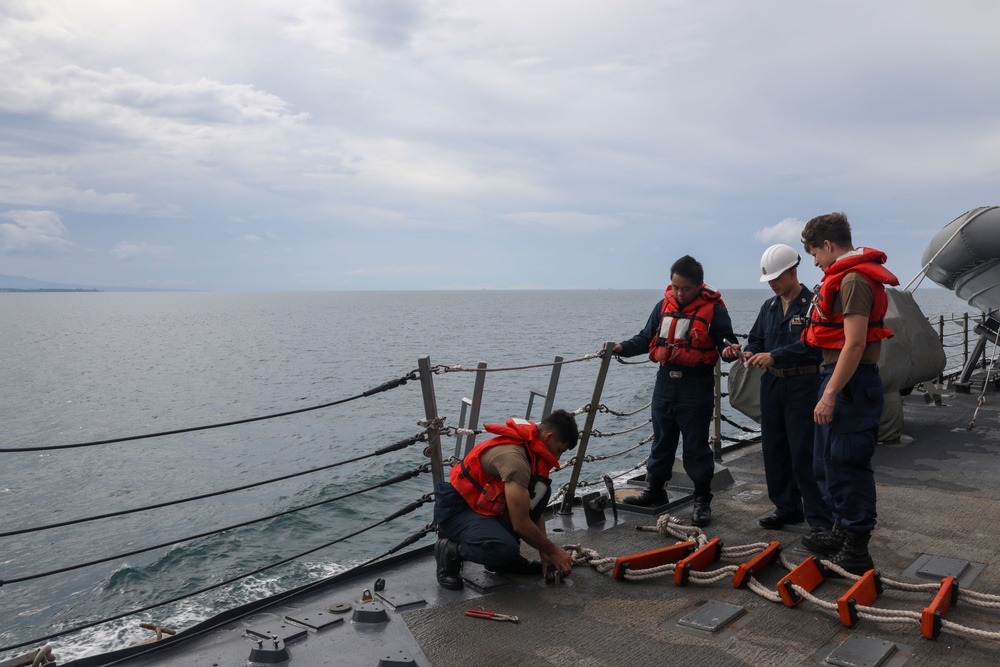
[1,1,999,291]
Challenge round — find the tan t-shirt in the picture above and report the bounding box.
[480,444,531,488]
[821,271,882,366]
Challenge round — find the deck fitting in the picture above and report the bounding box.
[824,634,898,667]
[900,554,984,588]
[377,649,416,666]
[676,600,746,633]
[462,569,513,593]
[352,601,390,624]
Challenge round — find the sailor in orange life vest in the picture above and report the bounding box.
[609,255,737,527]
[432,409,579,590]
[796,212,899,576]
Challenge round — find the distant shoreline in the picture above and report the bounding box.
[0,288,101,293]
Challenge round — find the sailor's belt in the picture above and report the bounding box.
[767,365,820,378]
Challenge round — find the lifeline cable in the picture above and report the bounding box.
[0,493,435,655]
[968,317,1000,430]
[0,371,418,452]
[597,400,652,417]
[1,465,431,586]
[431,353,599,374]
[0,431,428,538]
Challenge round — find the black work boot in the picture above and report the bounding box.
[624,477,667,507]
[691,495,712,527]
[801,521,846,557]
[435,538,464,590]
[827,530,875,576]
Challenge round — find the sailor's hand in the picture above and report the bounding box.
[543,547,574,577]
[601,342,623,355]
[814,397,834,424]
[747,352,774,369]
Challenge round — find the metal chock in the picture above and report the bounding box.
[777,556,827,607]
[674,537,723,586]
[732,541,781,588]
[838,569,883,627]
[921,576,959,640]
[611,541,695,581]
[603,475,618,523]
[581,491,608,526]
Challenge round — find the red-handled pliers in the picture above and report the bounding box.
[465,609,519,623]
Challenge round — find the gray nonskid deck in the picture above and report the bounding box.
[408,389,1000,666]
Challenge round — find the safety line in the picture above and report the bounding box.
[1,466,430,586]
[0,371,418,452]
[0,431,427,538]
[0,494,433,655]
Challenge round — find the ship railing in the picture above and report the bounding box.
[0,346,758,663]
[419,342,760,517]
[931,311,1000,387]
[0,370,442,661]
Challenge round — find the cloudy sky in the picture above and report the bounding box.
[1,1,998,291]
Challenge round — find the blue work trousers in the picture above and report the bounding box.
[813,364,882,533]
[433,481,521,568]
[647,369,715,491]
[760,372,832,528]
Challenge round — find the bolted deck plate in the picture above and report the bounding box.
[375,589,426,610]
[676,600,746,633]
[462,569,514,593]
[824,634,896,667]
[900,554,985,588]
[283,610,345,632]
[244,621,309,644]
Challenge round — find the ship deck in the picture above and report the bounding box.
[61,382,1000,667]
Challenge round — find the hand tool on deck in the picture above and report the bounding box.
[464,609,519,623]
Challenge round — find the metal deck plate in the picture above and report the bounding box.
[283,610,345,631]
[825,634,897,667]
[917,555,970,579]
[377,650,416,666]
[462,569,514,593]
[900,554,986,588]
[676,600,746,633]
[375,589,426,610]
[243,621,309,644]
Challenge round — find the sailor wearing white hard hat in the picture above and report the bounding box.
[723,243,831,532]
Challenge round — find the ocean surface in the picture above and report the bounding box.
[0,288,974,661]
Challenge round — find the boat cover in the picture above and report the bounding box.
[727,289,945,425]
[922,206,1000,311]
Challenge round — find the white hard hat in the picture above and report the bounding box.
[759,243,800,282]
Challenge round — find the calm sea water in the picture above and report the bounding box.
[0,288,973,660]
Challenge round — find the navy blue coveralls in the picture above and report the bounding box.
[618,299,735,497]
[745,285,833,529]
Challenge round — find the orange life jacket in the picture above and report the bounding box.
[803,247,899,349]
[450,418,560,521]
[648,284,723,366]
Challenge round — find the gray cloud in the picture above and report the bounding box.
[0,209,74,254]
[1,1,998,290]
